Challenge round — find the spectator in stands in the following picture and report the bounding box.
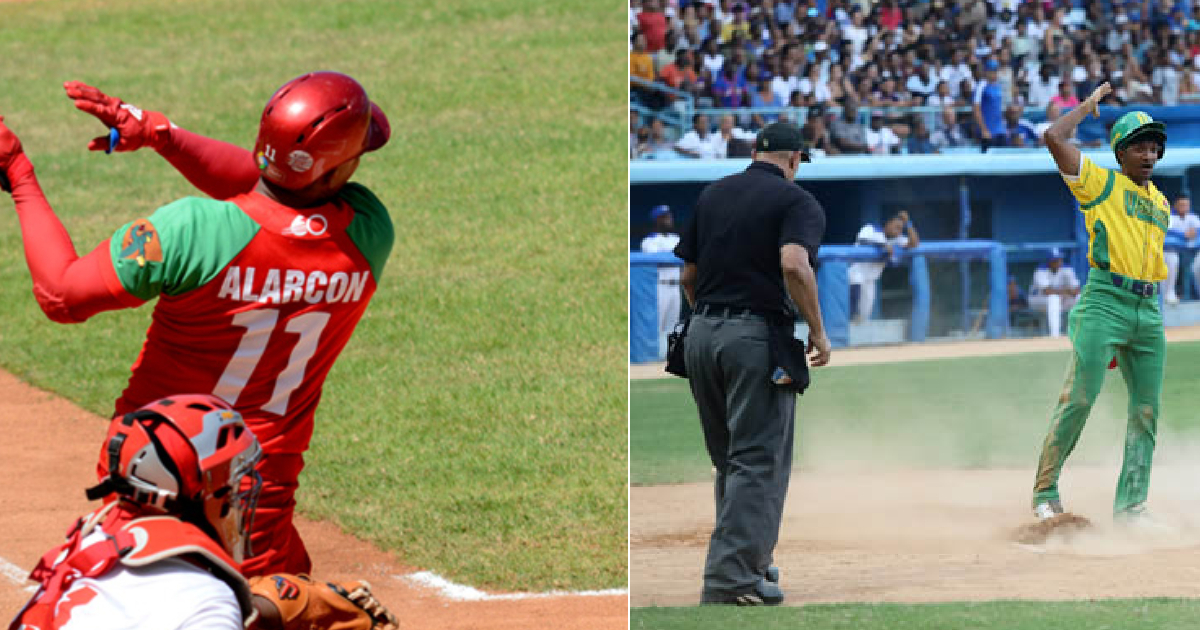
[722,2,751,43]
[712,61,750,107]
[906,115,937,154]
[641,205,682,359]
[932,105,970,149]
[801,106,838,156]
[701,37,725,77]
[645,118,677,157]
[866,110,901,154]
[1002,104,1039,147]
[830,98,870,154]
[1050,74,1081,108]
[659,48,700,97]
[712,113,756,158]
[772,59,801,105]
[637,0,669,53]
[1152,48,1182,105]
[1164,196,1200,304]
[1028,64,1060,109]
[631,33,660,107]
[907,63,938,103]
[1034,101,1071,145]
[676,113,720,158]
[848,211,920,323]
[974,58,1007,150]
[926,80,957,106]
[1028,248,1079,338]
[751,76,786,111]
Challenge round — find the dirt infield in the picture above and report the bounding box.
[631,326,1200,607]
[0,369,626,628]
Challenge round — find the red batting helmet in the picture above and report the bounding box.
[253,71,391,191]
[88,394,263,562]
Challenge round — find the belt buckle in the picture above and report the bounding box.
[1142,284,1153,297]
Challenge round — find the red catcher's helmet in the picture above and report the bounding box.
[88,394,263,562]
[253,71,391,190]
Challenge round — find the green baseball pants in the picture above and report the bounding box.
[1032,270,1165,516]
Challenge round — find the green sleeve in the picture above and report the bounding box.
[340,183,394,280]
[109,198,261,300]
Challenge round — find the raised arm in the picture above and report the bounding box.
[64,81,259,199]
[0,118,142,323]
[1044,82,1110,177]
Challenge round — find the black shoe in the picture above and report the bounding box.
[765,566,780,584]
[701,578,784,606]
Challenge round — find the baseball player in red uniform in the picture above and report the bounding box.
[0,71,393,578]
[9,394,397,630]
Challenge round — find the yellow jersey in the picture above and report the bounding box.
[1064,156,1169,282]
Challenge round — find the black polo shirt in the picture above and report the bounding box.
[674,161,826,315]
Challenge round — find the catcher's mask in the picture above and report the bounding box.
[88,394,263,563]
[253,71,391,191]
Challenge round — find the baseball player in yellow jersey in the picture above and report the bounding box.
[1032,82,1171,523]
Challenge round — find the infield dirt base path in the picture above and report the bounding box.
[632,326,1200,607]
[0,370,626,629]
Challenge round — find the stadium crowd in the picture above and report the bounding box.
[630,0,1200,157]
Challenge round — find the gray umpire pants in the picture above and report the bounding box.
[684,311,796,599]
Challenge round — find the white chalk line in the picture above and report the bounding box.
[402,571,627,602]
[0,556,37,593]
[4,556,629,602]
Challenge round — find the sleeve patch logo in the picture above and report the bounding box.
[119,219,163,268]
[272,575,300,600]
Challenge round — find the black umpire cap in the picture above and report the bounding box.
[754,122,811,162]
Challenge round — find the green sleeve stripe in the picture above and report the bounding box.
[340,183,394,280]
[1079,169,1115,210]
[111,198,260,300]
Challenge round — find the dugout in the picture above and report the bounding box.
[629,147,1200,363]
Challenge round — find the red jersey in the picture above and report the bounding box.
[105,184,393,455]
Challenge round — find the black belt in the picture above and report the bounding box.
[1109,271,1157,297]
[695,304,773,319]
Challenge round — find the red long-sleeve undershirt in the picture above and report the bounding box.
[8,126,260,323]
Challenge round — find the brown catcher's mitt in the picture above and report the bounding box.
[249,573,399,630]
[1013,512,1094,545]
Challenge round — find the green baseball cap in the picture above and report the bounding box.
[754,122,812,162]
[1109,111,1167,157]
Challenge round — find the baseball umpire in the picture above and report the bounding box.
[1032,82,1170,524]
[674,121,830,606]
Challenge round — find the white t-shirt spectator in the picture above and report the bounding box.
[772,74,800,105]
[676,130,720,159]
[907,73,937,99]
[1028,75,1060,108]
[709,127,755,159]
[843,23,870,55]
[703,53,725,78]
[866,125,901,154]
[1153,65,1181,106]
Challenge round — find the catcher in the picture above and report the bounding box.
[8,394,397,630]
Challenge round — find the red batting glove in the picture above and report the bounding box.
[1108,357,1118,370]
[0,116,34,192]
[63,81,172,152]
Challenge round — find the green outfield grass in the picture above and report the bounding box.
[0,0,625,590]
[631,598,1200,630]
[632,341,1200,485]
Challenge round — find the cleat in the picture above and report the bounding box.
[1033,499,1064,520]
[702,577,784,607]
[765,566,779,584]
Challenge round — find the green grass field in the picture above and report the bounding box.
[632,342,1200,626]
[631,598,1200,630]
[0,0,625,590]
[633,341,1200,485]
